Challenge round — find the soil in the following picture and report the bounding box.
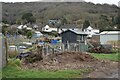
[22,52,118,78]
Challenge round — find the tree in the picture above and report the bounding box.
[2,25,9,35]
[26,31,33,39]
[61,17,67,25]
[82,20,90,31]
[21,12,36,24]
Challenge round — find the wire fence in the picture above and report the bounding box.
[41,43,89,56]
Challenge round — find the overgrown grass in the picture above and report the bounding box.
[2,59,91,78]
[91,53,119,62]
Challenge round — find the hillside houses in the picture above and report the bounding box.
[42,24,80,33]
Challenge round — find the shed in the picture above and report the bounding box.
[100,31,120,44]
[61,29,88,43]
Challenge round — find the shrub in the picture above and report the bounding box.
[8,51,18,58]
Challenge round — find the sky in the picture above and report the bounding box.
[0,0,119,6]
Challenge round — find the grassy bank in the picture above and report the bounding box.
[91,53,119,62]
[2,59,91,78]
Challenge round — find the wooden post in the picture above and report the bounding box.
[37,45,43,60]
[67,41,69,52]
[4,37,8,63]
[52,48,54,54]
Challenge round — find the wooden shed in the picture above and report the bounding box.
[60,29,88,43]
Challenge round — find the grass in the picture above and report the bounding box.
[2,59,91,78]
[91,53,119,62]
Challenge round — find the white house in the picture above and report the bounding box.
[100,31,120,44]
[17,25,27,29]
[42,25,57,32]
[17,25,32,30]
[84,26,100,37]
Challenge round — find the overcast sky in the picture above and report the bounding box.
[0,0,119,6]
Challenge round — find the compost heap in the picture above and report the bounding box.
[22,52,99,70]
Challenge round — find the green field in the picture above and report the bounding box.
[91,53,119,62]
[2,60,91,78]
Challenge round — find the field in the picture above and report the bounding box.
[91,53,119,62]
[2,63,90,78]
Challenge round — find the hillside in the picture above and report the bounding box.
[2,2,120,30]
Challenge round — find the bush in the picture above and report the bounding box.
[8,51,18,58]
[8,59,21,67]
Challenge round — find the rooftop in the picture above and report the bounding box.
[61,29,88,35]
[100,31,120,35]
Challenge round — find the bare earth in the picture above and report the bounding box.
[22,52,119,78]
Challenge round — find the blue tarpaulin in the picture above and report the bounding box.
[51,40,58,44]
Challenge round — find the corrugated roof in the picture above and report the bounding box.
[100,31,120,35]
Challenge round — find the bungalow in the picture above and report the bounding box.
[17,25,32,30]
[60,29,88,43]
[42,25,57,32]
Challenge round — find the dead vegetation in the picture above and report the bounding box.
[22,52,100,70]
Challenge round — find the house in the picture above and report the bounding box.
[60,29,88,43]
[17,25,32,30]
[17,25,27,29]
[100,31,120,44]
[84,26,100,37]
[42,25,57,32]
[58,24,80,33]
[33,24,38,30]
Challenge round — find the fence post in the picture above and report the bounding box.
[37,45,43,59]
[52,48,54,54]
[78,42,80,52]
[62,44,64,52]
[4,37,8,63]
[67,41,70,52]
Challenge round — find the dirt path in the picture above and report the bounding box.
[85,60,118,78]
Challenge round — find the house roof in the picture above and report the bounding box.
[17,25,27,29]
[61,29,88,35]
[86,26,93,30]
[60,24,79,29]
[100,31,120,35]
[44,25,50,28]
[35,31,43,34]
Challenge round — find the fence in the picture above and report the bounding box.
[40,43,89,56]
